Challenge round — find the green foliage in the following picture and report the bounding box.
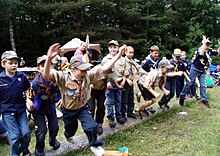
[0,0,219,66]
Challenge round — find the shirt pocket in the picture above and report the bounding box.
[0,84,10,96]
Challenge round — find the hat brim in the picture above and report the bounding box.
[165,64,174,69]
[173,54,182,57]
[108,43,119,47]
[76,63,93,70]
[6,56,20,60]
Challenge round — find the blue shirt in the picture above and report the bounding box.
[141,55,161,72]
[167,59,186,82]
[193,48,218,70]
[31,74,61,114]
[0,70,30,114]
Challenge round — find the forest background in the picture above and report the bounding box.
[0,0,219,66]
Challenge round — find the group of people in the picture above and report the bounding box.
[0,35,220,156]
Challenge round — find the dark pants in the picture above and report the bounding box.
[176,76,184,98]
[33,110,59,153]
[61,106,102,147]
[88,88,106,124]
[121,81,135,117]
[158,80,176,105]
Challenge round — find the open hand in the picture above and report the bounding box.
[47,43,61,59]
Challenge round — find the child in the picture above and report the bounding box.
[179,36,220,108]
[158,49,188,110]
[42,43,127,155]
[135,59,173,119]
[121,46,146,119]
[102,40,126,127]
[138,45,162,114]
[31,55,61,155]
[0,51,34,156]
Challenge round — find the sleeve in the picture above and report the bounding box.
[143,71,157,88]
[208,49,218,56]
[141,61,150,72]
[23,73,31,91]
[52,70,66,88]
[88,67,104,84]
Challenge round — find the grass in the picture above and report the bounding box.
[1,87,220,156]
[65,87,220,156]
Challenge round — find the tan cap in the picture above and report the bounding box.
[108,40,119,47]
[159,59,174,69]
[37,55,47,65]
[1,51,20,61]
[70,55,93,70]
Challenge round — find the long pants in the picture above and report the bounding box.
[61,106,103,147]
[121,81,135,117]
[88,88,106,124]
[33,110,59,153]
[158,80,176,105]
[2,111,31,156]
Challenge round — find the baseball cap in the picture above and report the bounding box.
[159,59,174,69]
[1,51,20,61]
[37,55,47,65]
[173,48,182,57]
[108,40,119,47]
[70,55,93,70]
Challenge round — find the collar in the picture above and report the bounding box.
[0,70,22,78]
[125,56,133,63]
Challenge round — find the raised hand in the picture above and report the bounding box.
[47,43,61,59]
[118,44,127,56]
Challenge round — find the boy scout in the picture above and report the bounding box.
[135,59,172,119]
[43,43,127,155]
[121,46,146,119]
[102,40,126,127]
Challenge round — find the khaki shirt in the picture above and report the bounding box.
[124,56,143,81]
[139,69,166,89]
[102,54,126,82]
[53,68,103,110]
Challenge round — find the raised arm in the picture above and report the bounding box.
[101,45,127,72]
[43,43,61,81]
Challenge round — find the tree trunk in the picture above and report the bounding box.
[9,18,16,52]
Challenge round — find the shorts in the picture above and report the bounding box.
[137,82,155,101]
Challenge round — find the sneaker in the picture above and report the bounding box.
[108,117,116,128]
[49,139,60,150]
[158,102,164,109]
[134,110,143,119]
[136,92,141,103]
[90,146,105,156]
[97,125,103,135]
[198,100,211,108]
[127,113,136,119]
[179,97,185,106]
[66,136,75,144]
[34,149,44,156]
[147,107,156,114]
[142,109,149,116]
[116,117,125,124]
[23,150,31,156]
[164,104,170,110]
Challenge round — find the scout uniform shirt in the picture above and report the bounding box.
[138,69,166,89]
[89,64,118,90]
[124,56,146,82]
[0,71,30,114]
[102,54,126,82]
[52,67,103,110]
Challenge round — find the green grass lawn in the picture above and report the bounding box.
[66,87,220,156]
[1,86,220,156]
